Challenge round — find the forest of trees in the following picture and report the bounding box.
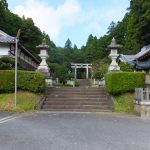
[0,0,56,59]
[0,0,150,80]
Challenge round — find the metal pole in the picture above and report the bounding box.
[14,29,21,107]
[14,38,18,107]
[86,65,89,79]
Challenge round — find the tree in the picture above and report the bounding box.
[107,21,116,34]
[0,1,44,59]
[64,38,72,49]
[48,63,69,83]
[92,58,109,79]
[84,34,110,63]
[20,18,43,57]
[84,34,97,62]
[124,0,150,53]
[0,0,8,31]
[0,0,8,10]
[0,56,15,70]
[140,1,150,45]
[73,44,78,50]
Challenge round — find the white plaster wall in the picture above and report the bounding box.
[0,45,9,57]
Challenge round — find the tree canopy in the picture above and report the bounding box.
[0,0,55,58]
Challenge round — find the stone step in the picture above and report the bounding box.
[40,85,113,112]
[44,101,108,105]
[46,95,107,98]
[47,87,105,90]
[42,104,112,109]
[46,88,105,91]
[47,90,106,93]
[47,87,105,91]
[41,108,112,112]
[46,92,106,95]
[45,97,108,101]
[77,79,91,86]
[46,91,106,94]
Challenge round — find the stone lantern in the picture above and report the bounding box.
[108,37,122,72]
[36,39,50,77]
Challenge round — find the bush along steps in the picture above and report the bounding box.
[105,72,145,95]
[0,70,45,93]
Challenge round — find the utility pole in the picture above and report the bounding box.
[14,29,21,107]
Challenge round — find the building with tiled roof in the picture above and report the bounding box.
[0,30,40,70]
[120,45,150,71]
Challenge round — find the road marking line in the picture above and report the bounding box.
[0,115,19,124]
[0,116,15,122]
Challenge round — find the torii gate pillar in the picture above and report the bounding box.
[71,63,92,79]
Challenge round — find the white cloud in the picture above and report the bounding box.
[102,8,127,21]
[13,0,81,41]
[12,0,129,47]
[78,3,128,35]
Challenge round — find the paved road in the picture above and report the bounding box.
[0,111,150,150]
[0,111,18,124]
[0,111,16,119]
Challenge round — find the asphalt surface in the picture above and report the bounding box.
[0,111,150,150]
[0,111,16,119]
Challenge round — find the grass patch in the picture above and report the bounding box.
[0,91,43,112]
[113,93,135,114]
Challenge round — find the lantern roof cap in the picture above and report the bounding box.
[36,38,50,50]
[108,37,122,49]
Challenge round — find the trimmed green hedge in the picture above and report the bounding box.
[0,70,45,93]
[105,72,145,95]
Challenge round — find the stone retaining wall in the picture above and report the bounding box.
[135,104,150,117]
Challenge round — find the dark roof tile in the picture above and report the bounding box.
[0,30,15,43]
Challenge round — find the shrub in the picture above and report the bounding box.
[65,84,73,87]
[0,70,15,92]
[105,72,145,95]
[56,83,64,87]
[119,62,133,72]
[0,56,15,70]
[0,70,45,93]
[92,59,109,79]
[18,71,45,93]
[48,63,70,83]
[75,80,80,87]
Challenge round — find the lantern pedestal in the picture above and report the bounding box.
[37,55,50,77]
[36,39,50,78]
[108,53,120,72]
[108,38,122,72]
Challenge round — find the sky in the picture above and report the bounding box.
[7,0,130,48]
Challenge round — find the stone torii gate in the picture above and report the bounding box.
[71,63,92,79]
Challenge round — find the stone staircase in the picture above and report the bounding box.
[77,79,91,87]
[40,86,114,112]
